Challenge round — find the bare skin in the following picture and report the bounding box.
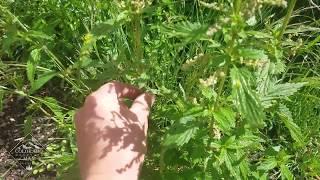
[75,82,155,180]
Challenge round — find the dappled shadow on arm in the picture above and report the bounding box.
[76,93,148,175]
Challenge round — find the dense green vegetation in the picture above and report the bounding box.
[1,0,320,179]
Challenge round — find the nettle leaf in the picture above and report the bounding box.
[278,104,304,146]
[231,67,265,128]
[41,97,64,119]
[91,21,115,38]
[257,156,278,171]
[267,82,306,97]
[261,81,306,108]
[27,48,41,85]
[91,11,129,38]
[27,30,53,41]
[238,48,268,60]
[162,21,209,43]
[163,116,199,148]
[280,164,294,180]
[213,107,236,132]
[30,71,58,94]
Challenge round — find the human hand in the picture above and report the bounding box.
[75,82,155,180]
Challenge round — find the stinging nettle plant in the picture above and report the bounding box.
[1,0,319,179]
[158,0,308,179]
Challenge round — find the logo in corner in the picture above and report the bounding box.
[9,135,44,170]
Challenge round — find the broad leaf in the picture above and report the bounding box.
[280,164,294,180]
[30,71,58,94]
[213,107,236,132]
[265,82,306,98]
[278,104,304,146]
[162,21,209,43]
[41,97,64,119]
[238,48,268,60]
[163,116,199,148]
[258,156,278,171]
[27,48,41,85]
[231,67,265,128]
[91,21,115,38]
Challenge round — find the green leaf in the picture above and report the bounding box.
[91,21,115,38]
[247,31,273,39]
[263,82,306,100]
[278,104,304,146]
[24,116,33,136]
[238,48,268,60]
[258,157,278,171]
[218,148,239,178]
[163,116,199,148]
[30,71,57,94]
[27,30,53,40]
[91,11,129,38]
[231,67,265,128]
[280,164,293,180]
[27,48,41,85]
[162,21,209,43]
[213,107,236,132]
[41,97,64,119]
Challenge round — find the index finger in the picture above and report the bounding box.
[96,81,142,100]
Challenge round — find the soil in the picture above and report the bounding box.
[0,94,56,179]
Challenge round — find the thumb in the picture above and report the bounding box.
[130,93,155,121]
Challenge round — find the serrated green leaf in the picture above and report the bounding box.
[162,21,209,43]
[218,148,239,178]
[30,71,57,94]
[258,157,278,171]
[280,164,293,180]
[41,97,64,119]
[231,67,265,128]
[278,104,304,146]
[267,82,306,97]
[261,81,306,108]
[27,48,41,85]
[213,107,236,132]
[163,116,199,148]
[238,48,268,60]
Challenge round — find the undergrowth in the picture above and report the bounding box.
[0,0,319,179]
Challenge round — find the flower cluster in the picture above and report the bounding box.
[199,73,218,88]
[182,53,205,70]
[131,0,152,13]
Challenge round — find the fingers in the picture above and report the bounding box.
[95,81,142,100]
[130,93,155,121]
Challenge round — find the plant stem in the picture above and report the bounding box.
[278,0,297,40]
[234,0,241,15]
[213,63,229,110]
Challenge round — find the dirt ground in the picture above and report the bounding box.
[0,95,56,179]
